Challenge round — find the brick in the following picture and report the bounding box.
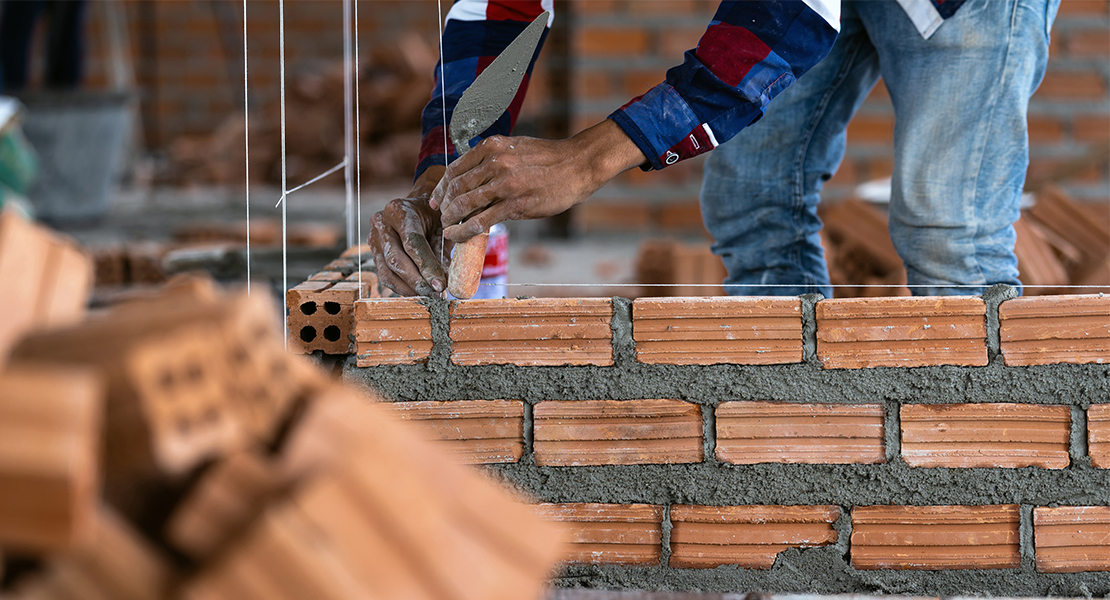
[288,279,372,355]
[657,202,707,234]
[265,388,566,600]
[1066,29,1110,56]
[660,26,707,57]
[901,403,1071,469]
[1034,506,1110,572]
[574,70,613,100]
[633,297,803,365]
[1090,404,1110,468]
[1057,0,1110,15]
[450,298,613,366]
[624,70,661,96]
[16,507,174,600]
[533,503,664,566]
[575,202,653,233]
[354,298,433,366]
[1074,115,1110,142]
[670,505,840,569]
[0,209,51,362]
[166,451,289,561]
[575,27,651,57]
[847,115,895,143]
[1035,71,1107,100]
[33,235,94,329]
[816,297,988,369]
[1027,116,1064,143]
[850,505,1021,570]
[716,402,884,465]
[308,270,344,281]
[533,399,703,466]
[384,400,525,464]
[0,365,101,553]
[999,295,1109,366]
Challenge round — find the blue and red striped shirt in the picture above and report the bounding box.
[417,0,965,178]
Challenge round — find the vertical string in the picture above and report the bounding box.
[243,0,250,295]
[279,0,288,347]
[437,0,448,273]
[355,0,363,298]
[343,0,356,251]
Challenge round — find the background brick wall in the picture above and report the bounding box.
[65,0,1110,219]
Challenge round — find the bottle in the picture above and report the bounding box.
[472,222,508,299]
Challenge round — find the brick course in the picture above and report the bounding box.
[384,400,525,465]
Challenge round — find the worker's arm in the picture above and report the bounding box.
[371,0,552,295]
[436,0,840,244]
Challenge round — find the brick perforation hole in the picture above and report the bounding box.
[300,326,317,343]
[323,301,342,315]
[299,301,317,316]
[323,325,342,342]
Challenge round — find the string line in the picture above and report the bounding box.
[476,282,1110,289]
[355,0,363,299]
[274,159,347,206]
[437,0,448,278]
[243,0,250,295]
[342,0,355,249]
[279,0,288,348]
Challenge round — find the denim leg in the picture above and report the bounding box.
[699,4,880,298]
[858,0,1058,296]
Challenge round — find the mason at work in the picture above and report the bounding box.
[369,0,1058,298]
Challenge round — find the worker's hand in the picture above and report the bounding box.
[369,166,451,296]
[430,119,647,242]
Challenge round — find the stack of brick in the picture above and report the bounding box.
[0,268,567,599]
[347,290,1110,594]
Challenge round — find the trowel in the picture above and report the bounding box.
[445,11,549,299]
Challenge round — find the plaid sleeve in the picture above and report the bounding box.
[415,0,553,181]
[608,0,839,171]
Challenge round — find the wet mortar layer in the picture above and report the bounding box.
[343,294,1110,596]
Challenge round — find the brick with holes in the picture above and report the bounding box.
[288,279,374,355]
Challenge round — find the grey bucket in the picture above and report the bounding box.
[17,91,132,223]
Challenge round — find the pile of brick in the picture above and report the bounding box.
[162,32,434,187]
[0,210,566,600]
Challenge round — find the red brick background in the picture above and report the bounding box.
[69,0,1109,221]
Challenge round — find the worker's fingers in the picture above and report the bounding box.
[429,135,507,210]
[443,195,532,243]
[400,224,447,294]
[369,212,421,296]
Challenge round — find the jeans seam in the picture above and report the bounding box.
[790,36,868,294]
[964,0,1019,288]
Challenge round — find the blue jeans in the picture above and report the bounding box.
[699,0,1060,297]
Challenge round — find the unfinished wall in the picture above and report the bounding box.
[344,287,1110,596]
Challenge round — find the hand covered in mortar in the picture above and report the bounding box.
[430,120,648,243]
[368,165,451,296]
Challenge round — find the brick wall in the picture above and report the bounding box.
[342,287,1110,595]
[72,1,1109,210]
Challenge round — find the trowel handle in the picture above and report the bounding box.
[447,231,489,300]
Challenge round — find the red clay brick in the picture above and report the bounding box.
[670,505,840,569]
[999,295,1109,366]
[308,270,344,282]
[1074,115,1110,143]
[384,400,525,465]
[1090,404,1110,468]
[533,503,664,566]
[33,236,94,330]
[450,298,613,366]
[1027,116,1065,143]
[847,115,895,143]
[901,403,1071,469]
[575,27,651,57]
[1066,29,1110,56]
[354,298,433,366]
[166,451,288,561]
[716,402,885,465]
[533,399,703,466]
[851,505,1021,570]
[633,297,803,365]
[288,279,373,355]
[0,210,51,361]
[1057,0,1110,15]
[1034,506,1110,573]
[0,365,101,553]
[1035,71,1107,100]
[816,297,988,369]
[575,202,653,233]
